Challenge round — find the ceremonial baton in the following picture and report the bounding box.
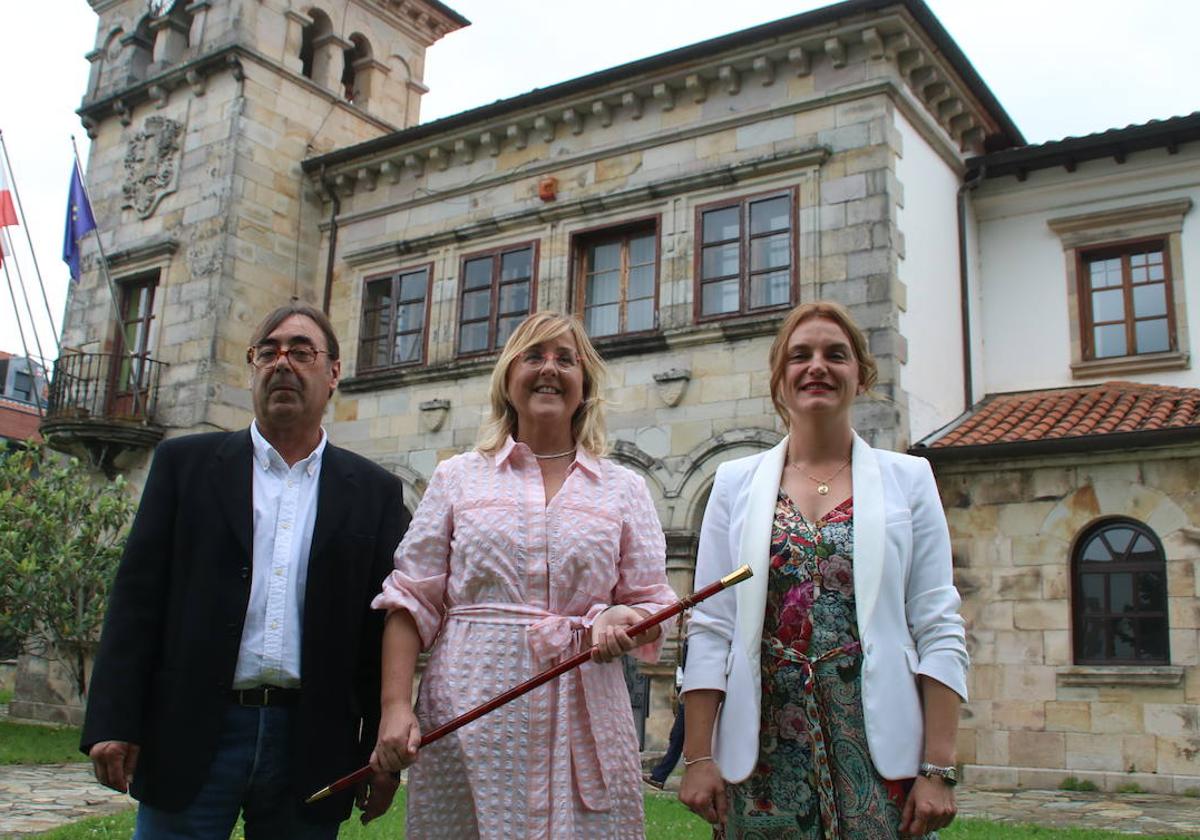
[307,563,752,803]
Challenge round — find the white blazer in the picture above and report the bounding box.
[681,433,968,782]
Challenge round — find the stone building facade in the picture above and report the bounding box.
[34,0,1200,789]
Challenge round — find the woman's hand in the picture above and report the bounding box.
[370,705,422,774]
[590,605,656,662]
[899,775,956,836]
[679,759,727,825]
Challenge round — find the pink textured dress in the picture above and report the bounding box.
[373,437,675,839]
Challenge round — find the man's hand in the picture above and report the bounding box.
[89,740,140,793]
[355,770,400,824]
[899,775,956,837]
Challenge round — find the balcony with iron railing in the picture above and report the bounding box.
[39,351,168,474]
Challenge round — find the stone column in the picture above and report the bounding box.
[312,32,352,95]
[282,9,310,74]
[349,56,390,109]
[150,14,190,68]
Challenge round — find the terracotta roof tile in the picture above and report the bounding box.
[926,382,1200,449]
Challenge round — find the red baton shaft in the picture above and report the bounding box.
[306,563,752,803]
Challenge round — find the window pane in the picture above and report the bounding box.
[702,206,739,243]
[459,321,488,354]
[1088,258,1121,289]
[1091,288,1124,323]
[1081,573,1104,611]
[750,196,790,234]
[499,280,530,315]
[1133,283,1166,318]
[1130,535,1159,564]
[1111,617,1135,659]
[751,232,791,272]
[750,270,791,309]
[364,279,391,309]
[462,289,491,322]
[702,243,739,279]
[1105,528,1135,555]
[464,258,492,290]
[496,314,524,348]
[361,339,385,369]
[628,265,655,300]
[399,271,427,302]
[1130,252,1146,267]
[629,234,655,266]
[587,271,620,306]
[589,242,620,273]
[1081,618,1105,660]
[501,248,532,281]
[1108,573,1133,613]
[1081,536,1111,563]
[585,304,619,337]
[1148,262,1165,281]
[1093,323,1126,358]
[394,332,421,364]
[1135,318,1169,354]
[627,298,654,332]
[1135,618,1168,661]
[701,279,739,315]
[397,301,424,333]
[1136,571,1166,611]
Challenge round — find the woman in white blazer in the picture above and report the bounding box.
[678,301,968,838]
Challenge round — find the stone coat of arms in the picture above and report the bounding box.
[122,116,182,219]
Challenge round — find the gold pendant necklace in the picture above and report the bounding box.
[789,456,851,496]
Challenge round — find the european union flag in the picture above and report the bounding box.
[62,166,97,282]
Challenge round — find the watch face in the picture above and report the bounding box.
[148,0,174,17]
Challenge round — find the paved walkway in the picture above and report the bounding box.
[2,763,1199,837]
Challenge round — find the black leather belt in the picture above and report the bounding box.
[229,686,301,707]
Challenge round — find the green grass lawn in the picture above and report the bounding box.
[0,720,86,765]
[0,687,13,704]
[24,792,1200,840]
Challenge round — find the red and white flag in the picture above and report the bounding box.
[0,165,17,228]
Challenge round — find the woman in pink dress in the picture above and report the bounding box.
[370,312,676,839]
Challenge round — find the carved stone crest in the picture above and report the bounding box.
[653,368,691,407]
[419,398,450,432]
[122,116,182,219]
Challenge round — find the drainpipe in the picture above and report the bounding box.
[956,163,985,411]
[320,165,340,315]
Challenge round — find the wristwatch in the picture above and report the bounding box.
[918,762,958,786]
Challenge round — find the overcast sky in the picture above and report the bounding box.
[1,0,1196,364]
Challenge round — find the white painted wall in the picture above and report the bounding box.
[972,147,1200,394]
[893,109,966,443]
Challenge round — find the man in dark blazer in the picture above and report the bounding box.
[82,303,409,838]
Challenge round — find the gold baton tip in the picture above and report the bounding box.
[306,785,333,804]
[719,564,753,587]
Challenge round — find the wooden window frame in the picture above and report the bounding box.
[357,262,434,373]
[1071,517,1170,666]
[455,240,539,359]
[571,217,660,339]
[108,271,159,416]
[693,186,798,323]
[1076,236,1176,362]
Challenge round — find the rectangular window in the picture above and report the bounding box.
[1080,240,1175,360]
[108,272,158,417]
[12,370,32,402]
[575,224,658,338]
[696,190,794,319]
[457,243,536,356]
[358,265,431,371]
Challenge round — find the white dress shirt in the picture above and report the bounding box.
[232,421,326,689]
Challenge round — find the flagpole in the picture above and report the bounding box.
[0,129,61,353]
[1,255,42,418]
[69,135,145,420]
[0,224,48,371]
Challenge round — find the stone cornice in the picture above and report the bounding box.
[106,237,179,271]
[353,0,469,46]
[305,9,1003,192]
[339,146,828,266]
[77,43,398,136]
[1047,198,1193,238]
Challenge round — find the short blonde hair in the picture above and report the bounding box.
[767,300,878,426]
[476,312,609,456]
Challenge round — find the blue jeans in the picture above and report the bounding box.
[134,704,340,840]
[649,700,685,784]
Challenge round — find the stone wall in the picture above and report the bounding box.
[935,446,1200,793]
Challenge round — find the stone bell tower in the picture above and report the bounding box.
[44,0,466,478]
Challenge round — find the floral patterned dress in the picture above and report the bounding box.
[721,492,933,840]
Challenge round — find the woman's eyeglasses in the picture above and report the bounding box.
[247,344,330,368]
[519,349,579,370]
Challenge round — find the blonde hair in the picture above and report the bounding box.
[767,300,878,427]
[476,312,609,456]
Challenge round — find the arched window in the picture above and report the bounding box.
[300,9,332,80]
[1072,518,1169,665]
[342,34,371,103]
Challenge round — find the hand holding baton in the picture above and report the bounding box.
[307,563,753,803]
